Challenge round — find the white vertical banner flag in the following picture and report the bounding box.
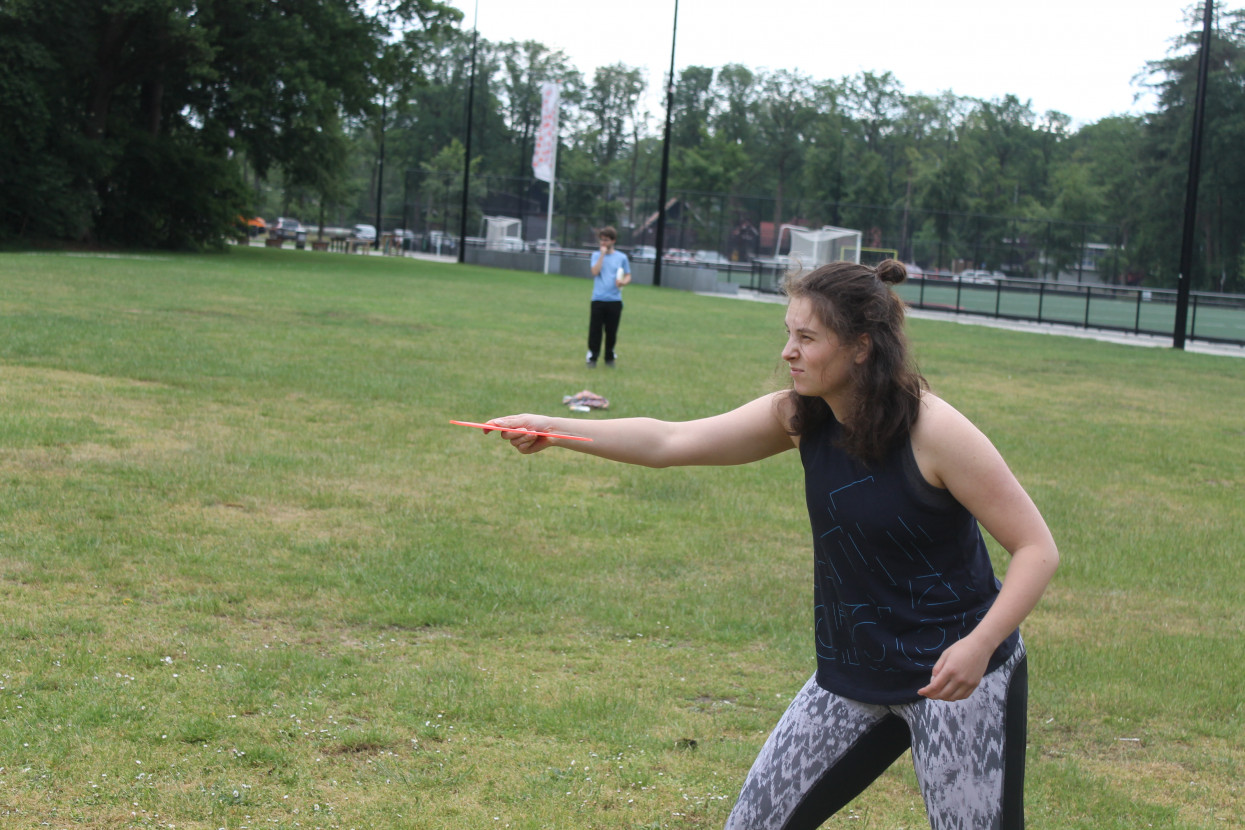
[533,81,561,273]
[531,81,560,183]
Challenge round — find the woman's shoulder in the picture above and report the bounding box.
[911,392,997,488]
[765,390,803,445]
[915,391,972,429]
[770,388,795,416]
[915,392,991,443]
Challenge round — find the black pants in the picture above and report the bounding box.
[587,300,623,362]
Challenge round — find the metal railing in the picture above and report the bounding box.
[894,277,1245,347]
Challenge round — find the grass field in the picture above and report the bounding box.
[1,247,1241,829]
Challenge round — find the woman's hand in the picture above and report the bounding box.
[917,635,994,701]
[486,414,560,454]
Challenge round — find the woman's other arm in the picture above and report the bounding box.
[912,394,1060,701]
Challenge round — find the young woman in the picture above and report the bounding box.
[485,259,1058,830]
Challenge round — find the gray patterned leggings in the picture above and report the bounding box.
[725,647,1027,830]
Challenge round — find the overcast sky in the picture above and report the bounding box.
[442,0,1201,126]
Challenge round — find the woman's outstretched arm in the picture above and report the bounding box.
[487,391,796,468]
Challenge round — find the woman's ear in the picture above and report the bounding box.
[854,333,872,364]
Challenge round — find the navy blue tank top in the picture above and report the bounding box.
[799,417,1019,704]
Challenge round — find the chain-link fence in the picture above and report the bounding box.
[397,170,1125,284]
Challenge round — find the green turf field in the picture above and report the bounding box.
[1,247,1241,828]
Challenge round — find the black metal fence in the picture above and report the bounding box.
[896,277,1245,347]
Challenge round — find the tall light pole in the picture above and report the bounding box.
[652,0,678,288]
[457,0,479,264]
[373,98,385,249]
[1174,0,1215,349]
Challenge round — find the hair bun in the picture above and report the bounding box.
[875,259,907,286]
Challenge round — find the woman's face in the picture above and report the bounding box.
[782,296,864,403]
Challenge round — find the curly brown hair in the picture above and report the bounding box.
[782,259,927,462]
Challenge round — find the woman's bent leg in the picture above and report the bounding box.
[901,649,1028,830]
[724,675,910,830]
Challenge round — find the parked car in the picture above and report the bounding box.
[693,249,731,266]
[630,245,657,261]
[662,248,694,264]
[527,238,559,252]
[487,236,524,252]
[271,217,304,241]
[352,223,377,241]
[958,269,1002,285]
[425,230,457,254]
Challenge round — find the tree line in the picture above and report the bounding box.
[1,1,1242,290]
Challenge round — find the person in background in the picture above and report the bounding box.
[486,259,1058,830]
[586,226,631,368]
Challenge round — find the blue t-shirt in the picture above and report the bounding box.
[799,416,1019,704]
[589,250,630,302]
